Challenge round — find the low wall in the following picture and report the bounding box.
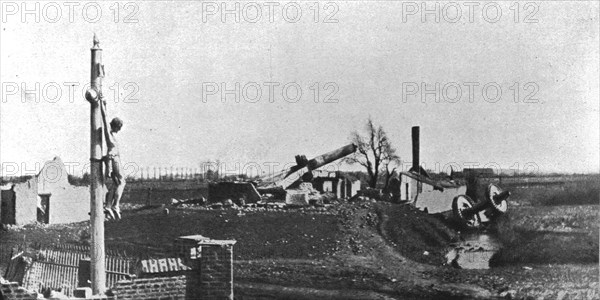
[111,238,235,300]
[2,237,235,300]
[111,275,187,300]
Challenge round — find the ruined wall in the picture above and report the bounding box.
[415,186,467,214]
[349,180,361,198]
[1,188,15,224]
[13,178,37,226]
[48,186,89,224]
[322,180,334,193]
[313,178,339,197]
[208,182,260,205]
[119,180,208,206]
[399,173,468,213]
[121,187,208,206]
[37,157,71,194]
[338,179,359,199]
[314,177,359,199]
[400,174,434,203]
[0,282,39,300]
[111,275,188,300]
[39,157,90,224]
[1,157,91,226]
[111,239,235,300]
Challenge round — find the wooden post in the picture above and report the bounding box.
[84,33,106,296]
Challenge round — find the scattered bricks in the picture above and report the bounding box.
[0,282,39,300]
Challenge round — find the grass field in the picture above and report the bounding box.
[502,174,599,206]
[490,205,599,266]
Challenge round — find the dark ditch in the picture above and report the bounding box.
[445,233,501,269]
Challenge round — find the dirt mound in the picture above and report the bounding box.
[102,208,343,260]
[375,202,459,265]
[0,201,461,266]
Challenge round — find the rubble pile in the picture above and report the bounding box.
[167,188,385,217]
[171,198,339,215]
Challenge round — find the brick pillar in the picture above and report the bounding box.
[174,236,235,300]
[199,243,234,300]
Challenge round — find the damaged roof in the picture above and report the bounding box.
[400,169,464,191]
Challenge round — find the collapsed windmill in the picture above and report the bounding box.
[207,144,360,206]
[388,126,510,228]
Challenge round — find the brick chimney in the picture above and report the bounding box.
[412,126,420,173]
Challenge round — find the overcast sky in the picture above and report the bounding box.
[1,1,598,177]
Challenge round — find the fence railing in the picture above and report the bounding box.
[24,260,79,296]
[2,243,140,297]
[25,246,136,297]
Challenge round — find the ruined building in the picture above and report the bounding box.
[1,157,89,225]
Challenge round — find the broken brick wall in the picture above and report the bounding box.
[112,240,235,300]
[0,282,39,300]
[111,275,188,300]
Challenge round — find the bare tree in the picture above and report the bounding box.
[345,118,400,189]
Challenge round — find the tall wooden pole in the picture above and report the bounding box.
[85,33,106,295]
